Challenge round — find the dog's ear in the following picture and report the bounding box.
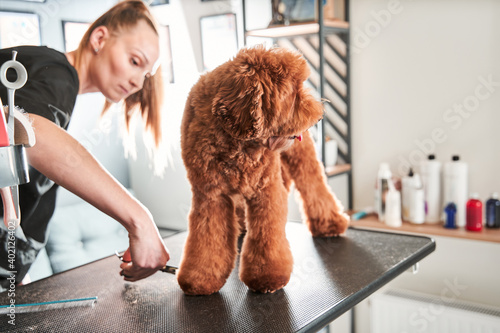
[212,78,264,140]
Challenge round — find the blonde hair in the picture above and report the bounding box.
[73,0,164,147]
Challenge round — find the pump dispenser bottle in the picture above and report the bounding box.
[408,172,425,224]
[420,154,441,223]
[443,155,468,227]
[401,168,414,221]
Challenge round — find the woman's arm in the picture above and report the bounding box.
[26,114,170,281]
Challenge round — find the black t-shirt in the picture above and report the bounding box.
[0,46,79,283]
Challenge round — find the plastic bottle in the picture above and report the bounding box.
[401,168,414,221]
[420,154,441,223]
[408,172,425,224]
[443,202,457,229]
[375,163,392,221]
[466,193,483,232]
[385,180,402,227]
[443,155,468,227]
[485,193,500,228]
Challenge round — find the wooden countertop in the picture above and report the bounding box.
[350,214,500,244]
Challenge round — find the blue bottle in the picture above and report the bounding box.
[444,202,457,229]
[485,193,500,228]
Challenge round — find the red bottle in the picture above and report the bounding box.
[466,193,483,231]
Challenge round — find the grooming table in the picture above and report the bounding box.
[0,222,435,332]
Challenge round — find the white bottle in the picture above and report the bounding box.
[443,155,468,227]
[385,179,402,227]
[420,154,442,223]
[409,172,425,224]
[375,163,392,221]
[401,168,415,221]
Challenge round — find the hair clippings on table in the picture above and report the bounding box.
[115,250,178,275]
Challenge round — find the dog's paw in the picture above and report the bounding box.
[177,268,226,296]
[244,274,289,294]
[177,254,236,296]
[307,210,350,237]
[239,238,293,293]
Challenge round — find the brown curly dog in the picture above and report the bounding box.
[178,46,349,295]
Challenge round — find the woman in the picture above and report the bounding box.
[0,0,170,288]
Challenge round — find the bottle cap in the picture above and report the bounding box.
[408,168,414,177]
[491,192,499,199]
[428,154,435,160]
[470,192,479,199]
[445,202,457,211]
[452,155,460,161]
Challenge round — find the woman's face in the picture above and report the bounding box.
[90,20,160,103]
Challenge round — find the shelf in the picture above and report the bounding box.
[242,0,352,209]
[325,163,351,177]
[245,19,349,38]
[350,214,500,244]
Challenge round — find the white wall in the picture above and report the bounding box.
[178,0,244,73]
[351,0,500,209]
[350,1,500,331]
[3,1,498,331]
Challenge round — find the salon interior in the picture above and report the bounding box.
[0,0,499,332]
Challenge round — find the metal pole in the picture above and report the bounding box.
[318,0,325,164]
[242,0,247,46]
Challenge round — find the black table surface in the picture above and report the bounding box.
[0,222,435,332]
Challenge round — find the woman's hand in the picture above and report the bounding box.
[119,212,170,281]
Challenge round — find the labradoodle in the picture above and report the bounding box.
[178,46,349,295]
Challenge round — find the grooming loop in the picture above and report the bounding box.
[1,50,28,145]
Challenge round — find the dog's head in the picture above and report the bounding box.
[212,46,324,151]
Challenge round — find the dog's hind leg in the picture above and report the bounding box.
[239,176,293,293]
[177,192,239,295]
[280,131,350,237]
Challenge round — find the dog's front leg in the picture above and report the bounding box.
[239,177,293,293]
[280,131,349,237]
[177,192,239,295]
